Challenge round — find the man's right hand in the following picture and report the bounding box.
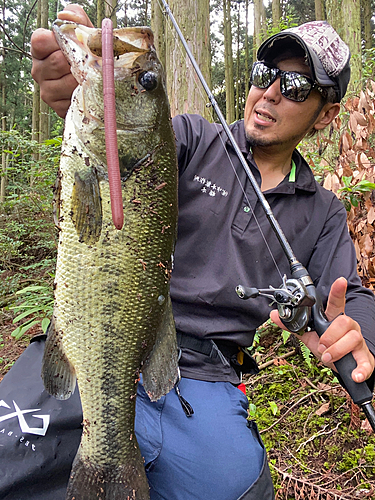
[30,4,93,118]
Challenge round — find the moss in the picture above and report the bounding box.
[327,444,341,462]
[338,445,375,476]
[245,340,375,494]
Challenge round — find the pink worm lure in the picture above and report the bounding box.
[101,18,124,230]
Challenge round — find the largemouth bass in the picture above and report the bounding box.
[42,20,179,500]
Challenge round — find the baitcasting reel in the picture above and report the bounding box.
[236,275,315,334]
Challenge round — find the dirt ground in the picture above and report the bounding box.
[0,315,41,382]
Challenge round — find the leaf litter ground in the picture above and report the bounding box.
[244,327,375,500]
[0,313,41,382]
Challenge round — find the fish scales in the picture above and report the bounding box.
[42,20,179,500]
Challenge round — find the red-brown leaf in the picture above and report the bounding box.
[315,402,330,416]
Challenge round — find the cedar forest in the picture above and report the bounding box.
[1,0,375,498]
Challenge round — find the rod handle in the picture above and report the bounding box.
[309,286,373,406]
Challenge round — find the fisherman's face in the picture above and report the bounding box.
[244,57,325,150]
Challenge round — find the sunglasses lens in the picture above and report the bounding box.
[281,73,313,102]
[250,62,314,102]
[251,63,277,89]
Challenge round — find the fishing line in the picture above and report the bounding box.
[155,0,283,279]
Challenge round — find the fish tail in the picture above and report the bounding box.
[66,450,150,500]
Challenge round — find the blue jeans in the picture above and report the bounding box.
[135,377,269,500]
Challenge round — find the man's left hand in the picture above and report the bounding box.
[270,277,375,383]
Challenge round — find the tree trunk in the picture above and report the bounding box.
[260,0,266,41]
[144,0,149,25]
[97,0,105,27]
[1,71,6,204]
[30,0,41,171]
[105,0,117,27]
[315,0,325,20]
[244,0,250,100]
[39,0,49,143]
[235,3,240,121]
[272,0,281,29]
[326,0,361,93]
[37,0,41,34]
[124,1,128,27]
[39,94,49,145]
[224,0,235,123]
[153,0,211,118]
[325,0,342,33]
[363,0,372,50]
[151,0,166,71]
[32,82,40,163]
[0,0,7,203]
[253,0,262,60]
[341,0,362,92]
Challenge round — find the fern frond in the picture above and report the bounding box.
[299,340,312,368]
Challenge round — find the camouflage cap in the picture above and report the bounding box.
[257,21,351,101]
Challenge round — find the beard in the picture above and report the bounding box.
[245,126,304,149]
[245,128,285,148]
[245,122,316,150]
[245,98,325,149]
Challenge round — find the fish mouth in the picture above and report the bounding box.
[86,27,153,58]
[53,20,153,67]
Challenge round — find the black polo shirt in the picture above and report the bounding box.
[170,114,375,383]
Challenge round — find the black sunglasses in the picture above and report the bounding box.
[250,61,317,102]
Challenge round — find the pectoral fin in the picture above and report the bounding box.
[41,316,77,400]
[71,169,102,245]
[142,296,178,401]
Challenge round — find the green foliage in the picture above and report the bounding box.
[282,0,315,26]
[337,445,375,474]
[248,320,275,357]
[0,0,34,132]
[249,403,257,418]
[320,366,339,384]
[210,0,254,121]
[269,400,279,416]
[338,176,375,211]
[362,48,375,84]
[299,340,313,368]
[0,130,59,306]
[1,130,61,197]
[11,285,53,339]
[265,15,298,39]
[282,330,291,344]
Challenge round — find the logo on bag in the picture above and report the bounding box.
[0,400,50,436]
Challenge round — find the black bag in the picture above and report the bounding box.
[0,335,82,500]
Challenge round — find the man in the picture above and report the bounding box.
[0,5,374,500]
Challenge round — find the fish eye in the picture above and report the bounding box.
[138,71,158,91]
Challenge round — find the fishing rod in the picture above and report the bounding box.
[160,0,375,430]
